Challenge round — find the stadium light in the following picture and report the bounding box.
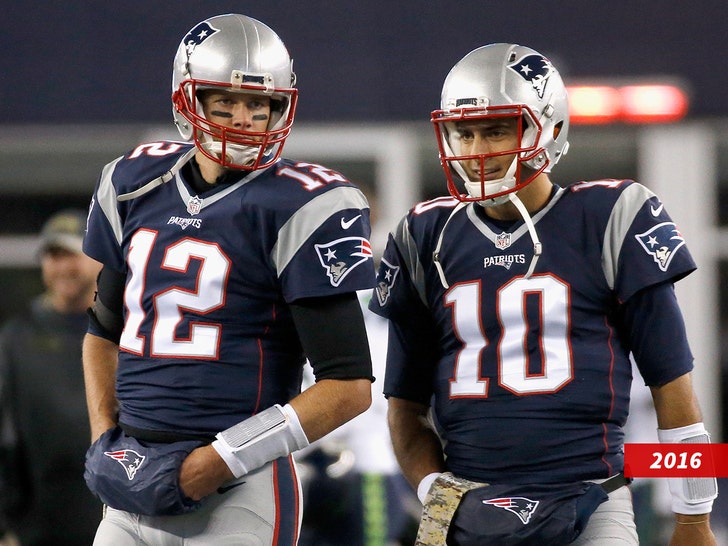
[567,85,622,125]
[566,80,689,125]
[619,84,689,123]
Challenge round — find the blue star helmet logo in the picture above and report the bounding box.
[507,54,555,99]
[183,21,220,56]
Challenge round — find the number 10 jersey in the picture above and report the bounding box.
[371,180,696,484]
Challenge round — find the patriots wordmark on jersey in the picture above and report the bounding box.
[372,179,696,483]
[84,141,375,437]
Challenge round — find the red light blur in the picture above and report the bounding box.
[566,82,689,124]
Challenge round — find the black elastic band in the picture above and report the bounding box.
[599,472,632,494]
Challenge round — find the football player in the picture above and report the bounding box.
[0,210,103,545]
[82,13,375,545]
[371,43,717,545]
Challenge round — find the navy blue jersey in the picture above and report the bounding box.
[84,141,375,436]
[370,180,696,484]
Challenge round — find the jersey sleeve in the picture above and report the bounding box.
[592,181,696,384]
[605,183,696,302]
[369,215,440,404]
[83,156,127,271]
[276,184,376,302]
[83,142,196,271]
[369,211,433,321]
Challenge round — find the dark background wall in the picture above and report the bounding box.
[3,0,726,125]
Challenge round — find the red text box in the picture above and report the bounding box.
[624,444,728,478]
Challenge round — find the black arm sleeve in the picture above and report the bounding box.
[382,307,440,405]
[88,265,126,343]
[289,293,374,382]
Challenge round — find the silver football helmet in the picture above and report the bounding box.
[172,14,297,170]
[432,43,570,205]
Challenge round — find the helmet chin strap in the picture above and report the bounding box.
[434,155,542,287]
[117,148,197,201]
[465,155,542,279]
[433,188,542,289]
[433,201,467,289]
[506,190,542,279]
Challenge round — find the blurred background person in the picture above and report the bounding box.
[0,209,102,546]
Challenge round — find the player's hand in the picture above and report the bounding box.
[179,444,235,500]
[669,514,717,546]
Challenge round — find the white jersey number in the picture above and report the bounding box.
[120,229,231,358]
[445,275,573,397]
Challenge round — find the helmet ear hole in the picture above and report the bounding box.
[270,98,286,114]
[553,121,564,140]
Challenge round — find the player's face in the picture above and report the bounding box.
[199,90,272,139]
[454,116,520,182]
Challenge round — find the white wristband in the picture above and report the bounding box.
[657,422,717,514]
[417,472,443,504]
[212,403,309,478]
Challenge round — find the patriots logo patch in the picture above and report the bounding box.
[315,237,373,287]
[375,257,400,306]
[635,222,685,272]
[507,54,555,99]
[183,21,220,56]
[482,496,540,524]
[104,449,146,480]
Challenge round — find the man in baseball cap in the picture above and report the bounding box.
[0,208,102,544]
[38,208,87,256]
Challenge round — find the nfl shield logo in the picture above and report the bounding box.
[187,196,203,216]
[495,232,511,250]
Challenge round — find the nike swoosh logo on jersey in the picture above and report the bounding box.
[651,203,664,216]
[341,214,362,229]
[217,480,246,495]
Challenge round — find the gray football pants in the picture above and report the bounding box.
[570,485,639,544]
